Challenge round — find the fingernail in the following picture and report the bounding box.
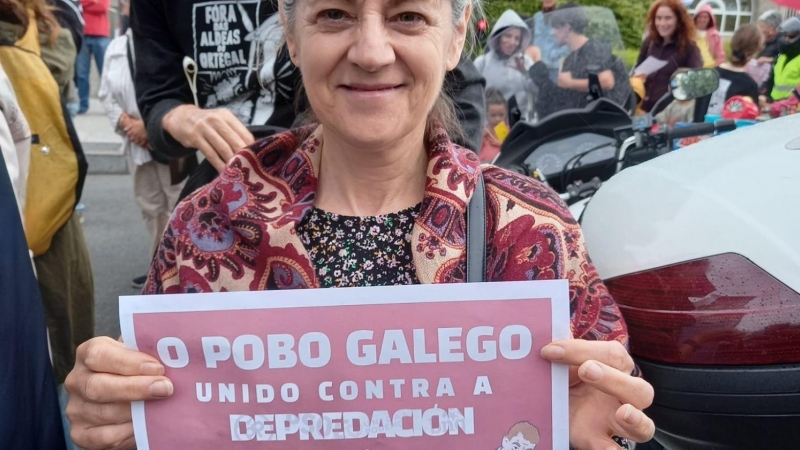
[150,380,173,398]
[541,344,566,360]
[140,362,164,376]
[582,361,603,382]
[623,405,642,425]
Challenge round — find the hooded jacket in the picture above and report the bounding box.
[474,10,535,119]
[694,5,725,67]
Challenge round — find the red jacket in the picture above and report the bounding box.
[80,0,110,37]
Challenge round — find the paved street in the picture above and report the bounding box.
[82,173,151,338]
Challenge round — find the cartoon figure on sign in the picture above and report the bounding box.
[497,421,540,450]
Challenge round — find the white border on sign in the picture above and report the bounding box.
[120,280,570,450]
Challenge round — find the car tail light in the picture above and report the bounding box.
[605,253,800,365]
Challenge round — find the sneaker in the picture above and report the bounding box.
[132,275,147,289]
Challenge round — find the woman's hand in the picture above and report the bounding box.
[542,339,655,449]
[65,337,174,450]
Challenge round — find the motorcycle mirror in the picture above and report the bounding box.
[670,68,720,101]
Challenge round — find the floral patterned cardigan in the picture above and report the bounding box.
[144,124,627,344]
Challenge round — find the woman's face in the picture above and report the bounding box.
[285,0,468,149]
[655,6,678,40]
[487,104,506,128]
[695,12,710,31]
[759,21,777,41]
[499,28,522,57]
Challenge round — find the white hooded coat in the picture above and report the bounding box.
[474,10,535,119]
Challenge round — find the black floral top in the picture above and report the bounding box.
[296,204,421,288]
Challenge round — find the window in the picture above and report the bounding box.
[690,0,753,36]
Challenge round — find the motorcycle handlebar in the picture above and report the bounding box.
[666,120,737,141]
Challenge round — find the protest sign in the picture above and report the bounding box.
[120,280,570,449]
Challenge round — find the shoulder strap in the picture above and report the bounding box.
[126,32,135,77]
[466,171,486,283]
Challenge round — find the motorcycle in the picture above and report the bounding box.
[496,67,733,221]
[579,113,800,449]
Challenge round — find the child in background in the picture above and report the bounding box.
[480,88,508,163]
[656,68,696,127]
[693,5,726,68]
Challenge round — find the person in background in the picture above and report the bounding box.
[528,3,632,118]
[746,10,783,85]
[479,87,507,163]
[760,16,800,109]
[474,9,536,121]
[693,4,725,68]
[655,68,696,127]
[99,26,185,290]
[697,24,762,118]
[0,2,93,448]
[50,0,83,117]
[0,63,67,450]
[530,0,569,81]
[635,0,702,115]
[76,0,110,114]
[119,0,129,35]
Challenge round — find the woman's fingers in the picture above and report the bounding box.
[77,337,164,377]
[542,339,635,374]
[613,404,656,443]
[577,360,654,410]
[66,395,132,427]
[83,373,173,403]
[71,422,136,450]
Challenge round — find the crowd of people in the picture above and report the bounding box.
[471,0,799,161]
[0,0,797,449]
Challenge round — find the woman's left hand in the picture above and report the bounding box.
[542,339,656,449]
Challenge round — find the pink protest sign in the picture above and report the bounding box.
[120,280,570,450]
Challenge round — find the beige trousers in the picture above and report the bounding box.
[133,160,184,256]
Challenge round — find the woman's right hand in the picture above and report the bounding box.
[65,337,174,450]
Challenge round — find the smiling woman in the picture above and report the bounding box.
[65,1,656,449]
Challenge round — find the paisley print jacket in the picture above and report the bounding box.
[144,124,627,343]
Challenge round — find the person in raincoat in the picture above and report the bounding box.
[693,4,726,68]
[474,10,537,121]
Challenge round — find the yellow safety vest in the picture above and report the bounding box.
[772,54,800,101]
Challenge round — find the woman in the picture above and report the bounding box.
[697,24,763,118]
[746,10,784,85]
[635,0,703,114]
[693,4,725,68]
[474,9,536,121]
[65,0,656,448]
[98,27,185,289]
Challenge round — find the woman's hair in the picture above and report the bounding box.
[0,0,29,30]
[729,24,763,66]
[547,3,588,35]
[485,87,506,108]
[758,9,783,31]
[0,0,62,44]
[646,0,696,51]
[280,0,484,144]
